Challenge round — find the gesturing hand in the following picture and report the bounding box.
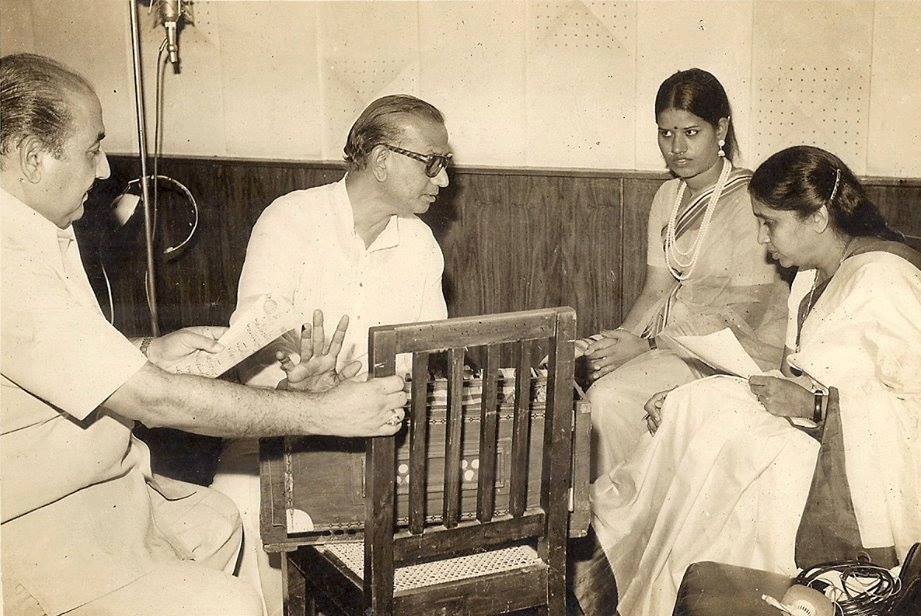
[584,329,649,381]
[276,309,362,393]
[145,326,228,372]
[644,388,673,435]
[748,375,813,419]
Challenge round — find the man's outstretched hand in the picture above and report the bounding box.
[276,309,362,393]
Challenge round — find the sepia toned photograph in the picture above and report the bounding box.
[1,1,919,614]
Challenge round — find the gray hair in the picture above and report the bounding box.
[343,95,444,171]
[0,53,94,164]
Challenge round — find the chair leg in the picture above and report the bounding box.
[283,549,308,616]
[543,588,567,616]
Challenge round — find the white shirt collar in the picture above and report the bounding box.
[336,176,402,253]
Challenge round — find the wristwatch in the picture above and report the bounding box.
[647,336,658,351]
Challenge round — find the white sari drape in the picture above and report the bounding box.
[589,250,921,615]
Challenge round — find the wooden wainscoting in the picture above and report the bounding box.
[83,156,921,339]
[77,156,919,483]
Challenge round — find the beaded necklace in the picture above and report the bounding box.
[664,158,732,281]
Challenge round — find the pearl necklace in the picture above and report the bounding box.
[664,158,732,281]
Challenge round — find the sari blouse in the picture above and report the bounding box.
[640,168,788,369]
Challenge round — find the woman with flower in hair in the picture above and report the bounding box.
[577,145,921,615]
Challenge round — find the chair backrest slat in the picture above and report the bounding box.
[508,339,532,518]
[365,329,398,614]
[442,347,465,528]
[408,352,430,535]
[537,310,577,611]
[476,344,501,522]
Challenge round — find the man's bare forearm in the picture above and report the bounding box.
[103,363,404,438]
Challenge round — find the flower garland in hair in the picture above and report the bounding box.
[664,158,732,281]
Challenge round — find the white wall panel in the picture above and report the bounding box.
[524,0,637,168]
[217,2,323,160]
[29,1,136,155]
[317,1,420,161]
[0,0,36,56]
[419,1,527,165]
[751,0,874,173]
[3,0,918,177]
[635,1,754,171]
[138,2,228,157]
[867,0,921,176]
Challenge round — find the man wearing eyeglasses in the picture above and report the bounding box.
[211,94,451,614]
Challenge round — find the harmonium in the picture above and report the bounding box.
[259,365,591,552]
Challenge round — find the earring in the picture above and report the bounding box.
[718,139,726,158]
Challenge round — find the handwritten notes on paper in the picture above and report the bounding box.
[171,295,299,378]
[669,328,764,378]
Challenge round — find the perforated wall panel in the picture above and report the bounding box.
[525,0,637,168]
[317,2,420,161]
[751,0,873,173]
[634,0,755,170]
[218,3,323,160]
[867,1,921,176]
[419,2,527,165]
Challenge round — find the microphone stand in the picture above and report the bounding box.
[128,0,160,336]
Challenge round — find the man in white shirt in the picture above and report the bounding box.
[0,53,407,616]
[211,94,452,614]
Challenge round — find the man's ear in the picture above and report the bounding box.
[369,144,389,182]
[18,136,47,184]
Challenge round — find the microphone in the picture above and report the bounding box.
[156,0,182,69]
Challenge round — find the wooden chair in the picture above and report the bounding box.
[282,307,579,615]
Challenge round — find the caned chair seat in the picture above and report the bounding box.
[322,542,544,592]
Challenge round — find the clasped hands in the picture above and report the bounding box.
[581,328,649,381]
[643,374,816,436]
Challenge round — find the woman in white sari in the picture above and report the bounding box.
[576,146,921,615]
[584,69,787,477]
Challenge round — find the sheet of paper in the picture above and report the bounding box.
[171,295,300,378]
[669,328,763,378]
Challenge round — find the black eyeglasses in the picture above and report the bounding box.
[381,144,452,178]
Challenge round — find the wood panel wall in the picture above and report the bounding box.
[76,156,919,482]
[82,156,921,341]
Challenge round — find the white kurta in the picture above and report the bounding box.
[589,250,921,616]
[1,188,243,614]
[211,177,448,615]
[233,177,447,387]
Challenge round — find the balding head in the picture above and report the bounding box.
[0,53,95,168]
[343,95,444,172]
